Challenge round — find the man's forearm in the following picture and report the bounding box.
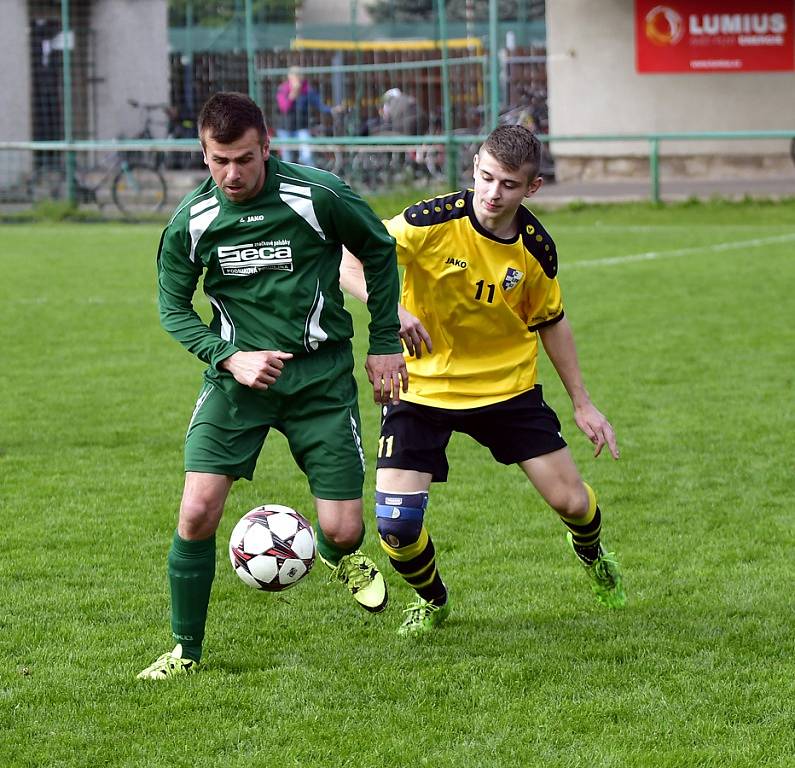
[339,248,401,355]
[538,318,591,408]
[339,248,369,302]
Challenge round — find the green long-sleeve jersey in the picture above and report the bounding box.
[157,155,401,370]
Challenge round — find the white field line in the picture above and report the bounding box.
[566,232,795,270]
[554,224,795,232]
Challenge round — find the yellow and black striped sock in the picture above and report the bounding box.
[559,483,602,564]
[380,526,447,605]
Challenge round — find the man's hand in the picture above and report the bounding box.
[220,350,293,390]
[398,305,432,359]
[365,353,409,405]
[574,402,619,459]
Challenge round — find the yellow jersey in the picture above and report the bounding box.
[384,189,563,409]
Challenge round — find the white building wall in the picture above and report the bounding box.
[0,2,31,143]
[91,0,170,140]
[0,1,33,188]
[302,0,369,25]
[545,0,795,179]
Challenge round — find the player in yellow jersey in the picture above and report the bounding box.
[341,125,625,635]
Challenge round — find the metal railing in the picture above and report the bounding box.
[2,129,793,209]
[545,130,795,203]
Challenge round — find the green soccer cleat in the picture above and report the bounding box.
[398,597,451,636]
[321,551,388,613]
[136,644,200,680]
[567,533,626,609]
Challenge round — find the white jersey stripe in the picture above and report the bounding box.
[278,182,312,198]
[167,187,217,227]
[349,410,366,471]
[304,281,329,351]
[207,294,235,343]
[275,172,340,198]
[186,383,214,435]
[189,203,221,262]
[279,188,327,240]
[190,196,220,216]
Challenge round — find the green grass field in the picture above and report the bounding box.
[2,199,794,767]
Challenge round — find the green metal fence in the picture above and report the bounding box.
[10,0,549,211]
[7,1,793,217]
[2,130,792,218]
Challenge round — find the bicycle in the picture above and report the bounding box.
[311,106,447,190]
[29,149,167,217]
[125,98,171,169]
[128,99,204,170]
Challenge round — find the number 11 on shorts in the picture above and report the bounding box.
[378,435,394,458]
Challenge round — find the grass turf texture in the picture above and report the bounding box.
[2,199,794,767]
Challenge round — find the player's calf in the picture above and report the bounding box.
[376,490,447,608]
[557,482,602,565]
[558,484,626,608]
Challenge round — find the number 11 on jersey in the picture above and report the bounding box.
[474,279,495,303]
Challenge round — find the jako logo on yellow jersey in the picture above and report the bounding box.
[217,241,293,275]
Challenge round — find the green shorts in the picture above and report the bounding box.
[184,342,365,500]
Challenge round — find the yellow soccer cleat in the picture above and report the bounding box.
[321,551,388,613]
[398,597,451,636]
[568,533,626,609]
[136,644,200,680]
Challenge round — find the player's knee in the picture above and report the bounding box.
[179,495,224,539]
[549,483,591,519]
[375,489,427,549]
[315,503,364,550]
[320,522,362,550]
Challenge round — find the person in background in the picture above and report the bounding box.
[276,66,334,165]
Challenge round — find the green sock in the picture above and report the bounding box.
[168,531,215,662]
[314,523,365,566]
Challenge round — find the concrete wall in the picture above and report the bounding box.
[0,0,169,193]
[0,0,168,143]
[302,0,369,25]
[545,0,795,179]
[0,1,33,189]
[0,2,31,143]
[91,0,170,140]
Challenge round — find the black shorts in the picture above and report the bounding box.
[376,385,567,482]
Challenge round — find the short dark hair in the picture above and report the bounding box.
[198,92,268,145]
[479,125,542,180]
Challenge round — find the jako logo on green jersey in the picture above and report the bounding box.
[217,241,293,275]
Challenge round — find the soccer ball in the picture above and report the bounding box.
[229,504,316,592]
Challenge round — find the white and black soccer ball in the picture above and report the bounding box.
[229,504,316,592]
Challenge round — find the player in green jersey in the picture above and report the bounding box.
[340,125,625,636]
[138,92,407,679]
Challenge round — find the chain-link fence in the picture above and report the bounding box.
[1,0,548,215]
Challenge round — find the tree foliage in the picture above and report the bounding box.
[169,0,301,26]
[367,0,545,23]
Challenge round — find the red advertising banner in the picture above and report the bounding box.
[635,0,795,73]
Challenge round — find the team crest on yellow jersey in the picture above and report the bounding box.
[502,267,523,290]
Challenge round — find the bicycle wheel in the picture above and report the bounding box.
[112,164,167,216]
